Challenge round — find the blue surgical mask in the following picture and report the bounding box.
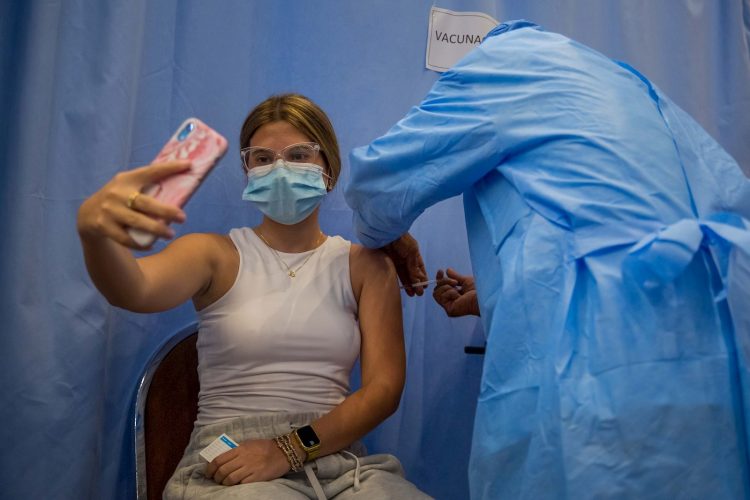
[242,160,328,225]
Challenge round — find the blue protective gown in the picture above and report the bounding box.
[345,21,750,499]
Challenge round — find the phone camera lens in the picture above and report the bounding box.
[178,122,195,141]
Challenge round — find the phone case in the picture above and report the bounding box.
[128,118,228,247]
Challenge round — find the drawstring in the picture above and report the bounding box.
[302,450,362,499]
[304,464,327,500]
[342,450,361,491]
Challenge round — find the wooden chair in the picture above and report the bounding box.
[134,325,200,499]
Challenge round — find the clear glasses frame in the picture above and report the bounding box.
[240,142,321,171]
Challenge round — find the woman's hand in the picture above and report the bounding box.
[76,161,190,249]
[205,438,291,486]
[433,268,480,317]
[382,232,427,296]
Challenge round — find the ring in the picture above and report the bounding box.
[126,191,141,209]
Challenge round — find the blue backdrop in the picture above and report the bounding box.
[1,1,748,499]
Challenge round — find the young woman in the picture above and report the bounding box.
[77,94,430,499]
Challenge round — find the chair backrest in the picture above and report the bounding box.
[134,326,200,500]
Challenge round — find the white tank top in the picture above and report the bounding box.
[195,228,361,425]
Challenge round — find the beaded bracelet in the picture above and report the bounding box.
[273,433,304,472]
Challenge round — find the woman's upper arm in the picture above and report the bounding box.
[351,245,406,395]
[132,233,219,312]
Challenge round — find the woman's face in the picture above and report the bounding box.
[249,121,328,173]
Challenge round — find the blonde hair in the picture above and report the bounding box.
[240,94,341,188]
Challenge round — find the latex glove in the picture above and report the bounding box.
[382,232,427,296]
[76,161,190,249]
[205,438,291,486]
[433,268,480,317]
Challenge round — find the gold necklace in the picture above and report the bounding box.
[256,229,326,278]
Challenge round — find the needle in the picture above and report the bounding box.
[399,279,438,289]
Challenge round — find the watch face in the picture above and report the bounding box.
[296,425,320,448]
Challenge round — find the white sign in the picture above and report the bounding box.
[425,6,499,72]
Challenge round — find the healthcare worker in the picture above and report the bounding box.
[345,20,750,499]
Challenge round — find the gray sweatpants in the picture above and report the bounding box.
[163,412,432,499]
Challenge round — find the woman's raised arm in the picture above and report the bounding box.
[77,161,218,312]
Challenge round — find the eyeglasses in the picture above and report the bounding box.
[240,142,321,171]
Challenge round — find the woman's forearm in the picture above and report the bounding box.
[293,379,403,460]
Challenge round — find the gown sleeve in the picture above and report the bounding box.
[344,22,548,248]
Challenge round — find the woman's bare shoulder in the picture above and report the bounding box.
[151,232,238,275]
[349,243,392,268]
[165,231,233,254]
[349,243,397,296]
[173,232,239,308]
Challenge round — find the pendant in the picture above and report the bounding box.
[288,270,296,278]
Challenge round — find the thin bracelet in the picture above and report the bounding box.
[273,433,304,472]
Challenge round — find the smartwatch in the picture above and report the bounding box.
[293,425,321,461]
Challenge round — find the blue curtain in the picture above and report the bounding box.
[1,1,747,498]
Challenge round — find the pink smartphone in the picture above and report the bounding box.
[128,118,228,247]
